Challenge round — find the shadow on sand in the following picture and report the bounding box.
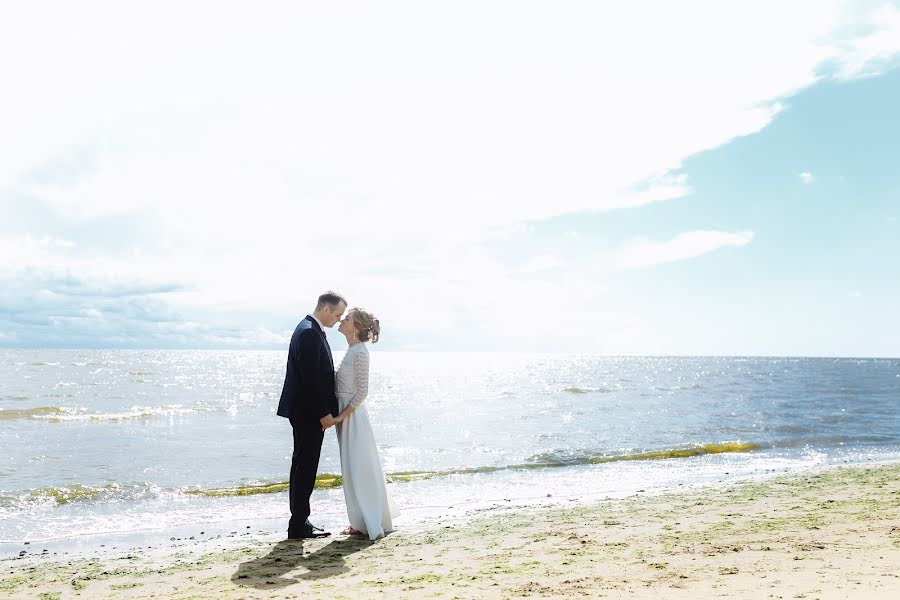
[231,536,373,590]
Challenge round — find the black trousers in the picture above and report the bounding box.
[288,417,324,534]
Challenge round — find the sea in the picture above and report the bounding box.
[1,350,899,556]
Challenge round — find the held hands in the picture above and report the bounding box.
[321,406,356,430]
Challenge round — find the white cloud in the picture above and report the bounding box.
[0,263,288,348]
[799,171,816,184]
[1,1,898,349]
[829,2,900,79]
[518,254,567,274]
[614,230,755,270]
[0,236,78,271]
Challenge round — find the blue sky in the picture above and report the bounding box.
[1,1,899,355]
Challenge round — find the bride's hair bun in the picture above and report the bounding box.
[370,318,380,344]
[350,308,380,343]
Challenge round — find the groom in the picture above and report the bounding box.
[277,291,347,539]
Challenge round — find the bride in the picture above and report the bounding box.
[333,307,397,540]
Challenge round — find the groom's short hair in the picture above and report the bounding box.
[316,291,346,310]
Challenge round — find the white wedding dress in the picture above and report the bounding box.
[334,343,397,540]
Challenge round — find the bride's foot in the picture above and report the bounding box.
[341,526,363,536]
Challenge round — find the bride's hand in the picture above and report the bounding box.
[335,407,354,423]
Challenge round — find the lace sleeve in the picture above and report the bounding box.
[349,349,370,408]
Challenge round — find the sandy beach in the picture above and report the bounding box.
[3,462,899,599]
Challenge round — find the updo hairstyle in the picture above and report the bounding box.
[350,308,380,343]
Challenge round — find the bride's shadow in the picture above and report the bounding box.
[231,536,373,590]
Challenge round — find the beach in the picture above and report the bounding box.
[4,462,898,599]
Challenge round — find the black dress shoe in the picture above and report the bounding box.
[287,522,330,539]
[305,519,326,533]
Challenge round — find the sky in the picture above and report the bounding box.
[1,0,899,355]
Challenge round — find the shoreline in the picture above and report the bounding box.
[3,461,899,598]
[6,454,896,558]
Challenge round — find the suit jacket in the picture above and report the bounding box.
[277,315,338,422]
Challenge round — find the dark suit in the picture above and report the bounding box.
[277,315,338,534]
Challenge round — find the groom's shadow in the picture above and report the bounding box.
[231,536,373,590]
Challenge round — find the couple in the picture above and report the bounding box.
[276,291,397,541]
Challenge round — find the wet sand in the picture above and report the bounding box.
[3,462,899,599]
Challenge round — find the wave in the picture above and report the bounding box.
[527,442,760,466]
[188,441,761,497]
[0,484,126,507]
[563,386,612,394]
[769,435,898,448]
[2,442,760,506]
[0,406,69,421]
[186,474,343,497]
[42,405,199,422]
[0,405,201,422]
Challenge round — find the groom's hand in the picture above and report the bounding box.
[320,414,336,430]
